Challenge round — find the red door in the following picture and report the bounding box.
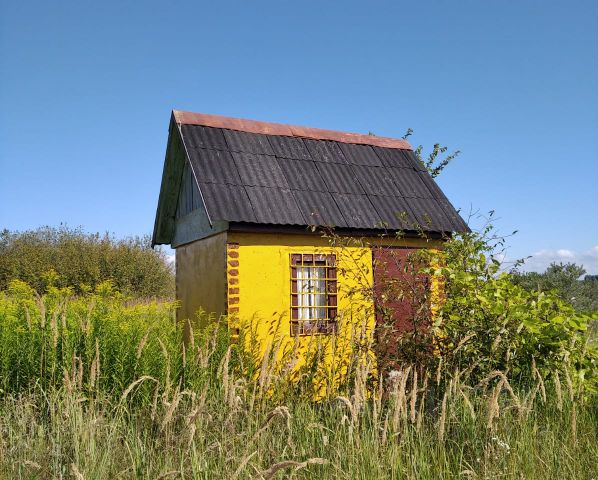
[372,247,431,368]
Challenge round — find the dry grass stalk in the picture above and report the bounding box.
[436,357,443,386]
[230,450,257,480]
[259,341,273,393]
[416,374,428,431]
[486,377,505,429]
[381,411,390,445]
[460,388,476,421]
[261,458,328,479]
[532,361,547,404]
[219,345,232,402]
[36,294,46,329]
[554,371,563,411]
[151,381,161,422]
[523,382,541,412]
[373,376,383,427]
[390,366,411,432]
[336,396,357,426]
[156,471,179,479]
[89,344,98,389]
[70,463,85,480]
[120,376,157,403]
[564,367,574,401]
[571,402,577,443]
[160,383,182,432]
[136,330,150,359]
[410,369,418,424]
[157,338,171,397]
[249,406,291,445]
[438,389,448,442]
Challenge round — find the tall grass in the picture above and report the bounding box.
[0,281,597,479]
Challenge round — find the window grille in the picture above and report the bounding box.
[290,253,337,336]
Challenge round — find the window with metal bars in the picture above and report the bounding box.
[290,253,337,336]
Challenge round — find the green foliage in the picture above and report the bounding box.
[0,225,174,298]
[402,128,460,178]
[511,262,598,312]
[431,228,596,389]
[0,282,596,478]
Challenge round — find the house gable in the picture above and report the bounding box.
[152,115,228,247]
[152,110,469,247]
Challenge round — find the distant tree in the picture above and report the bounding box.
[511,262,598,312]
[0,226,174,298]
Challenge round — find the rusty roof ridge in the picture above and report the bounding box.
[173,110,413,151]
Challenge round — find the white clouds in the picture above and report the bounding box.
[555,249,574,258]
[166,254,175,266]
[522,245,598,275]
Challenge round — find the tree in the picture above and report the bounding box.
[0,226,174,298]
[511,262,598,312]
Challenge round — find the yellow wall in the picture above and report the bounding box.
[176,232,227,331]
[226,232,437,395]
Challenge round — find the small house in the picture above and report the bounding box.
[152,110,468,375]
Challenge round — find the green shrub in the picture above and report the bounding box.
[431,229,596,389]
[0,225,174,298]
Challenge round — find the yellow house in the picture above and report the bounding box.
[152,110,468,389]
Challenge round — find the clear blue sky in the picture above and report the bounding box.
[1,1,597,273]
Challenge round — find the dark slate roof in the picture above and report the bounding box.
[154,111,469,244]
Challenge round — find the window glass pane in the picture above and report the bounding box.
[291,254,336,335]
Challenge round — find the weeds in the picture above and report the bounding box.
[0,283,596,478]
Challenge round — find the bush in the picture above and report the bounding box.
[324,224,597,392]
[510,262,598,312]
[0,225,174,298]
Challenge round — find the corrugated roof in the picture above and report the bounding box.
[154,111,470,238]
[292,190,348,228]
[232,151,289,188]
[338,143,383,167]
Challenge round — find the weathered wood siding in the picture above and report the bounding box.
[176,160,202,219]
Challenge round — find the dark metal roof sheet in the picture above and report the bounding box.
[188,148,241,185]
[232,151,289,188]
[180,124,228,150]
[438,200,470,231]
[334,193,382,229]
[245,186,306,225]
[316,162,365,194]
[267,135,312,160]
[352,165,398,196]
[417,171,449,200]
[173,122,469,234]
[367,195,416,230]
[338,143,383,167]
[292,190,348,228]
[408,198,455,232]
[277,159,328,192]
[199,182,257,223]
[303,139,347,164]
[373,147,413,168]
[223,129,274,155]
[387,167,433,198]
[405,150,427,171]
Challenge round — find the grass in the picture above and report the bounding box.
[0,281,597,479]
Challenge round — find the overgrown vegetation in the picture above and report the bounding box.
[0,226,174,298]
[0,283,596,479]
[511,262,598,312]
[1,219,597,478]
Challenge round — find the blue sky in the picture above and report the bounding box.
[1,1,597,273]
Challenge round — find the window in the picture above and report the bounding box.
[290,253,337,336]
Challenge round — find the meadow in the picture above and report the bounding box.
[0,281,596,479]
